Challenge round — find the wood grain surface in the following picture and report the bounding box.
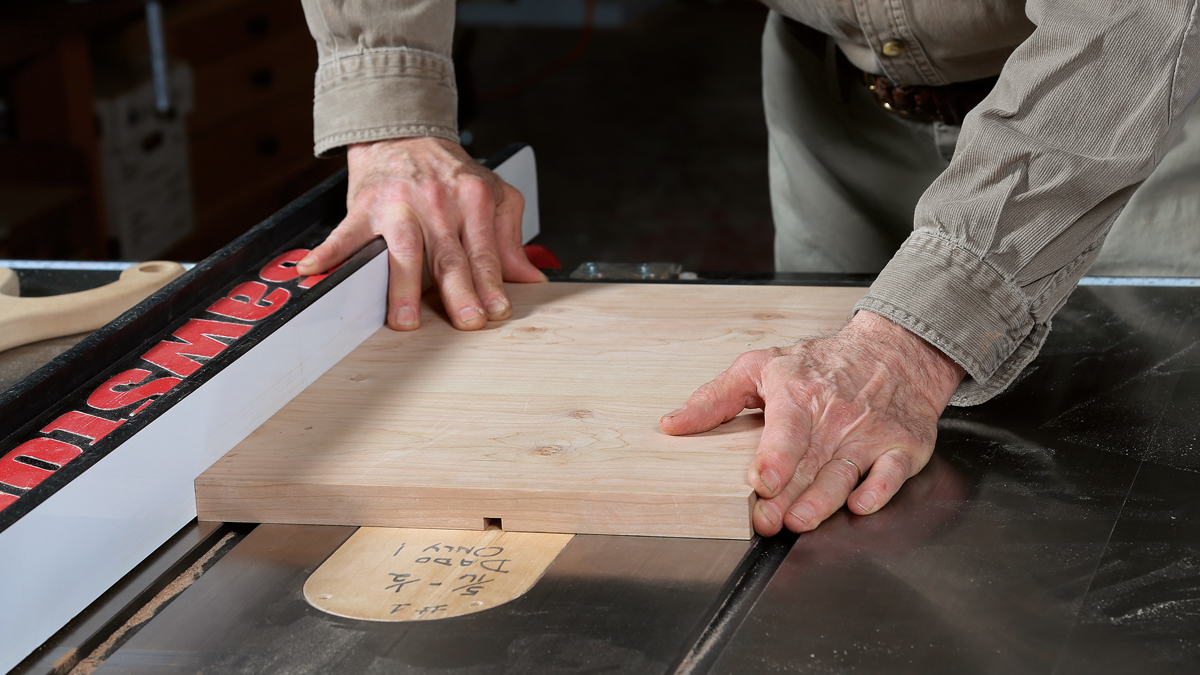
[196,283,866,539]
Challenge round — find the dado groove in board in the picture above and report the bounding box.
[196,283,867,539]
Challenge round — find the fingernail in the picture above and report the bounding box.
[788,503,815,527]
[485,299,509,316]
[662,407,686,419]
[856,492,877,513]
[395,306,418,328]
[757,468,780,495]
[757,501,780,527]
[460,306,483,323]
[298,255,316,270]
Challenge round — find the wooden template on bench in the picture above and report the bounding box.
[195,282,866,539]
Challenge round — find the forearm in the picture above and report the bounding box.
[301,0,459,156]
[861,0,1200,405]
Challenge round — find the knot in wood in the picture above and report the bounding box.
[534,444,566,456]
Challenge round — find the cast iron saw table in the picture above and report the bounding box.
[5,157,1200,675]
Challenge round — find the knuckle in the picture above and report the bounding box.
[384,230,422,257]
[379,201,421,227]
[894,447,929,478]
[469,254,503,282]
[872,451,912,490]
[889,450,916,479]
[386,243,421,262]
[417,178,451,202]
[732,350,768,376]
[734,350,763,366]
[793,452,822,486]
[729,354,754,376]
[466,237,502,259]
[505,184,525,208]
[690,380,723,405]
[431,250,469,276]
[767,411,808,443]
[756,347,788,370]
[459,174,495,203]
[322,227,351,251]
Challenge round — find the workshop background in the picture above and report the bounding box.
[0,0,774,272]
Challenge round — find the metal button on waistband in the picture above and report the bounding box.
[881,39,905,58]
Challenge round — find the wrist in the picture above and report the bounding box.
[845,310,966,405]
[347,136,468,167]
[349,136,459,153]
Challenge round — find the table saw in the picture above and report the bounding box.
[4,146,1200,675]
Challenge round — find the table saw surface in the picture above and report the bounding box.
[6,182,1200,675]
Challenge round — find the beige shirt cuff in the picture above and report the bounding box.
[854,230,1059,407]
[313,48,459,157]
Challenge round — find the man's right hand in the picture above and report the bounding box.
[661,311,965,536]
[296,137,546,331]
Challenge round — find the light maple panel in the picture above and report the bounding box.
[196,283,866,539]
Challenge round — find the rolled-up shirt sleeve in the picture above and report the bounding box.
[301,0,458,156]
[856,0,1200,406]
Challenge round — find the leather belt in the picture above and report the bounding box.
[782,17,997,127]
[863,72,997,126]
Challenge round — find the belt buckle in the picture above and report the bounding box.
[862,72,936,123]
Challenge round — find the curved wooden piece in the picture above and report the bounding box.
[305,526,574,622]
[0,261,185,353]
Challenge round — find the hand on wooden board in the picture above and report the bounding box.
[660,310,965,536]
[296,137,546,331]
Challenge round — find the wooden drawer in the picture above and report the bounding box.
[168,0,308,67]
[188,27,315,134]
[188,87,314,207]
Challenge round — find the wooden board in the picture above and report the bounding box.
[196,283,866,539]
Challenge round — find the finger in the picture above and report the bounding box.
[459,180,511,321]
[747,391,815,501]
[660,351,768,436]
[382,214,425,331]
[782,457,862,532]
[494,183,546,283]
[423,215,487,332]
[298,212,372,276]
[848,447,923,516]
[750,449,826,535]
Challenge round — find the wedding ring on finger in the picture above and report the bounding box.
[830,457,861,482]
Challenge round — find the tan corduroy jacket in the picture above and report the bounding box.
[300,0,1200,405]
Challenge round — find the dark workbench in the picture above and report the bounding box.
[8,260,1200,675]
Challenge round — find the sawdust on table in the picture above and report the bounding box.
[68,531,237,675]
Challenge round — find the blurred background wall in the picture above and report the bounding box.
[0,0,773,272]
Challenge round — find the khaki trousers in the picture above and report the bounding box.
[763,11,1200,277]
